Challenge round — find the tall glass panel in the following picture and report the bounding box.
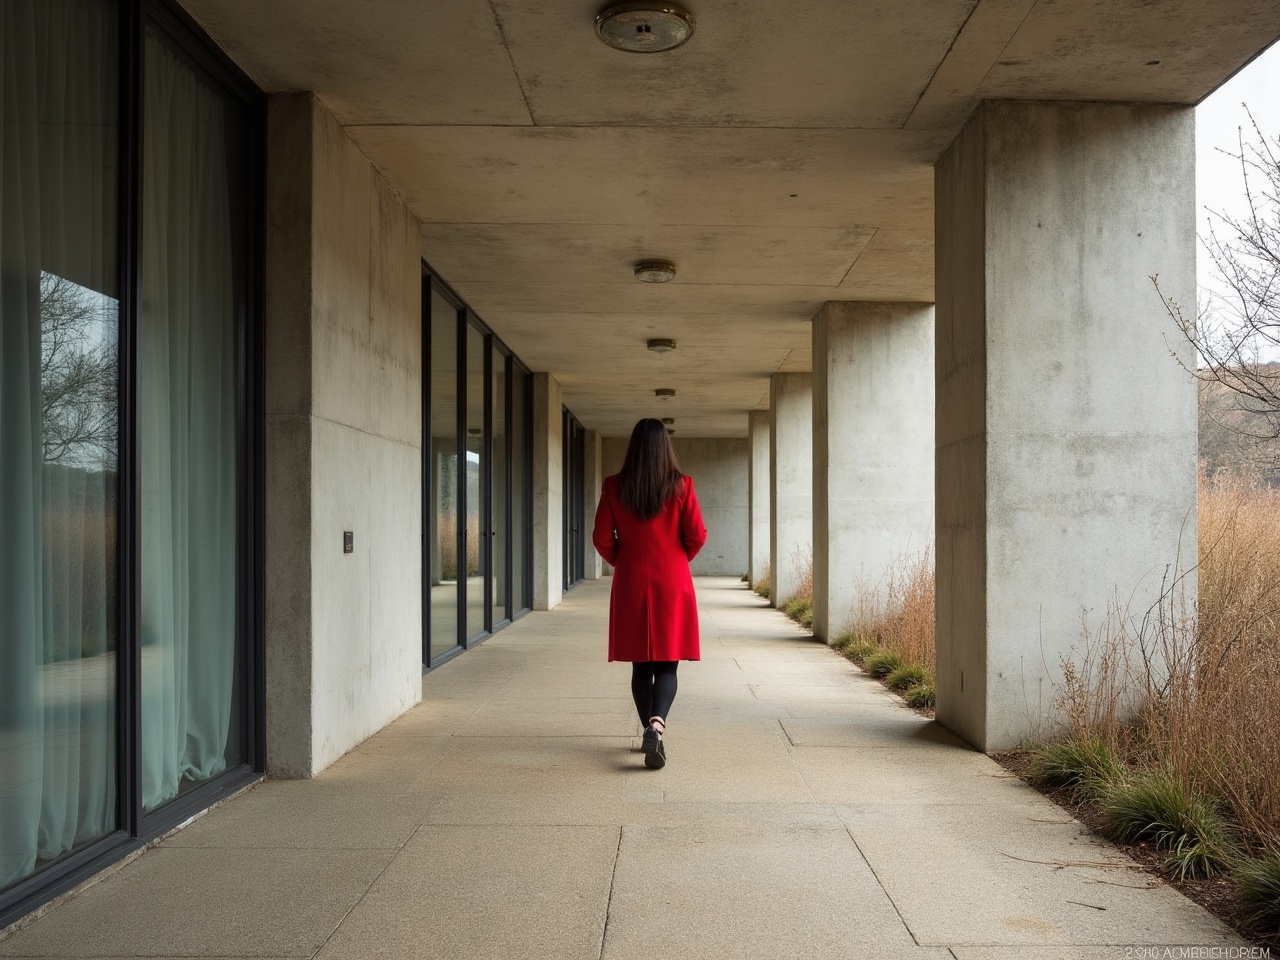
[1,0,120,889]
[138,25,248,811]
[511,367,529,613]
[465,323,486,640]
[429,290,459,661]
[492,351,508,621]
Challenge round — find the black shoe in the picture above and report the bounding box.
[642,727,666,769]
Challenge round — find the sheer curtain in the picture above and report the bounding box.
[1,0,119,890]
[139,26,241,811]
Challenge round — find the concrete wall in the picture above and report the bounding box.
[769,373,813,607]
[812,302,934,644]
[747,411,771,587]
[532,373,563,610]
[265,93,422,777]
[601,437,749,576]
[934,100,1197,751]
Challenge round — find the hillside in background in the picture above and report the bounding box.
[1199,364,1280,485]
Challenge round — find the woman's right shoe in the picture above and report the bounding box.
[642,727,666,769]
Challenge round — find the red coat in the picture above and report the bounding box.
[592,474,708,662]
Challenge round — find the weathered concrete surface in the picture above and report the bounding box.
[769,374,812,608]
[0,580,1242,958]
[934,101,1197,752]
[601,438,749,577]
[183,0,1279,439]
[532,372,563,611]
[747,410,771,587]
[812,302,934,644]
[264,93,422,778]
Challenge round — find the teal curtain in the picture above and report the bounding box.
[138,26,241,812]
[0,0,119,890]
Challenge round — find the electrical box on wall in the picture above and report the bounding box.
[343,531,353,554]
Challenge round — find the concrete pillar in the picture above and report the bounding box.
[812,302,934,644]
[934,100,1197,752]
[583,429,603,580]
[532,373,563,610]
[769,373,812,608]
[265,93,422,777]
[747,411,771,587]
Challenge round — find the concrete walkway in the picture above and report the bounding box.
[0,578,1245,959]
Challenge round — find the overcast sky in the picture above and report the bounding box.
[1196,39,1280,298]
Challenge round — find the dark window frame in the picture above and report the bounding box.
[0,0,266,928]
[421,264,537,669]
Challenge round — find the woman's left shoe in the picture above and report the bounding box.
[643,731,666,769]
[642,718,667,769]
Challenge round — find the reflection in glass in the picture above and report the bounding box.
[1,0,120,890]
[492,352,508,620]
[139,25,247,811]
[429,290,459,661]
[511,367,529,613]
[465,323,486,640]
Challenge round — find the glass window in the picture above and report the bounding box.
[511,366,530,614]
[1,0,120,890]
[492,350,508,622]
[138,23,249,811]
[465,322,486,641]
[428,289,459,662]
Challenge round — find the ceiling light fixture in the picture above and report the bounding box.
[661,417,675,425]
[647,338,676,353]
[634,259,677,283]
[654,388,676,400]
[595,2,696,53]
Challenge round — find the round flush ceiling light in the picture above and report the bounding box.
[595,3,696,53]
[634,259,677,283]
[647,338,676,353]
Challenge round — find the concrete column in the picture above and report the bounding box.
[747,411,771,587]
[532,373,563,610]
[934,100,1197,752]
[265,93,422,777]
[583,429,603,580]
[812,302,934,644]
[769,373,813,608]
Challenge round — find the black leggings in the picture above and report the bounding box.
[630,661,679,727]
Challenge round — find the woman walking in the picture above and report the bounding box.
[592,418,707,769]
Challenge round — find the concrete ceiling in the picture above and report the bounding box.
[184,0,1280,437]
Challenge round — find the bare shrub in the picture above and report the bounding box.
[790,547,813,604]
[752,561,771,598]
[849,545,936,676]
[1050,468,1280,848]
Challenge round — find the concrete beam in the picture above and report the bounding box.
[769,373,813,608]
[934,100,1197,751]
[812,302,934,644]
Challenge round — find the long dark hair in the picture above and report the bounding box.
[617,418,683,520]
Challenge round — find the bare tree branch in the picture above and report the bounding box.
[1153,105,1280,476]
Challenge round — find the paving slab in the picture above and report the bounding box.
[602,822,913,959]
[315,825,618,960]
[837,802,1242,947]
[0,847,393,957]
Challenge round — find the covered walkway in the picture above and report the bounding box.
[0,579,1240,959]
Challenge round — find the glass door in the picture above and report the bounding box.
[464,319,487,643]
[492,348,510,628]
[425,281,462,664]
